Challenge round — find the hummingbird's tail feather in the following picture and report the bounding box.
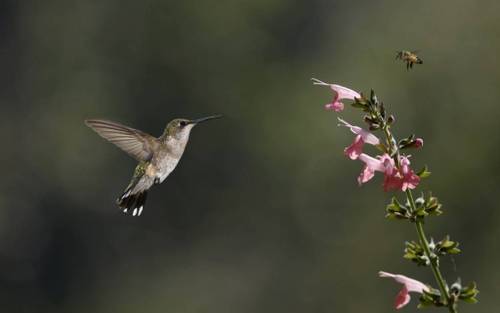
[117,189,148,217]
[117,163,155,216]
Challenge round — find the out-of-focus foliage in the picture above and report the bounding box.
[0,0,498,312]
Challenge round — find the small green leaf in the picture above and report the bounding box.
[424,194,443,216]
[448,247,461,254]
[463,298,479,304]
[459,281,479,304]
[417,165,432,178]
[351,101,366,109]
[419,288,445,308]
[435,235,461,256]
[386,197,410,220]
[416,208,429,217]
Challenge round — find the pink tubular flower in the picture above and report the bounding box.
[356,154,420,191]
[357,153,387,185]
[345,135,365,160]
[358,162,376,185]
[312,78,361,112]
[398,156,420,191]
[338,118,380,160]
[379,271,429,310]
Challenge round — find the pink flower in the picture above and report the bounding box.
[338,118,380,160]
[358,153,387,185]
[383,173,404,192]
[356,154,420,191]
[358,162,376,185]
[379,271,429,310]
[312,78,361,112]
[399,156,420,191]
[345,135,365,160]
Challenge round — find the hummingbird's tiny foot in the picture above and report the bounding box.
[154,177,160,185]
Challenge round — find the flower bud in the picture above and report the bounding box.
[387,115,395,124]
[414,138,424,149]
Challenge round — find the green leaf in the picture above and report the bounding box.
[448,247,461,254]
[459,281,479,302]
[404,241,430,266]
[386,197,410,220]
[417,165,432,178]
[462,297,478,304]
[351,101,366,109]
[435,235,461,256]
[419,288,445,308]
[424,194,443,216]
[416,208,429,217]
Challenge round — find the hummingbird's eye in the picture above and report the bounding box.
[179,121,187,127]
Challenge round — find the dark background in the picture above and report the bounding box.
[0,0,498,312]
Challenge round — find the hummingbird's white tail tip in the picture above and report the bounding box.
[117,190,148,217]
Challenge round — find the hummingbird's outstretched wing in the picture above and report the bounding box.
[85,119,159,161]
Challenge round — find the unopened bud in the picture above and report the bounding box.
[380,102,386,118]
[387,115,395,124]
[414,138,424,149]
[363,115,377,125]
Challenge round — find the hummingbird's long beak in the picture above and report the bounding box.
[189,114,223,124]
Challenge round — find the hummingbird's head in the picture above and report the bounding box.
[163,115,222,140]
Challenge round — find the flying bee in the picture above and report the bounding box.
[396,50,423,70]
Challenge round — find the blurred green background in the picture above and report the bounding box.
[0,0,498,312]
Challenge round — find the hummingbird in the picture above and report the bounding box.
[85,115,222,216]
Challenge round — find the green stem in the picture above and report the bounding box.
[378,117,457,313]
[405,190,457,313]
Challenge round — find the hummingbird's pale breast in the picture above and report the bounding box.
[153,132,191,183]
[154,154,182,183]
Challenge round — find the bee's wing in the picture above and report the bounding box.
[85,119,159,162]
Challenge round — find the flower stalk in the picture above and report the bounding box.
[383,125,455,312]
[374,106,453,309]
[313,80,479,311]
[407,190,458,313]
[374,96,456,312]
